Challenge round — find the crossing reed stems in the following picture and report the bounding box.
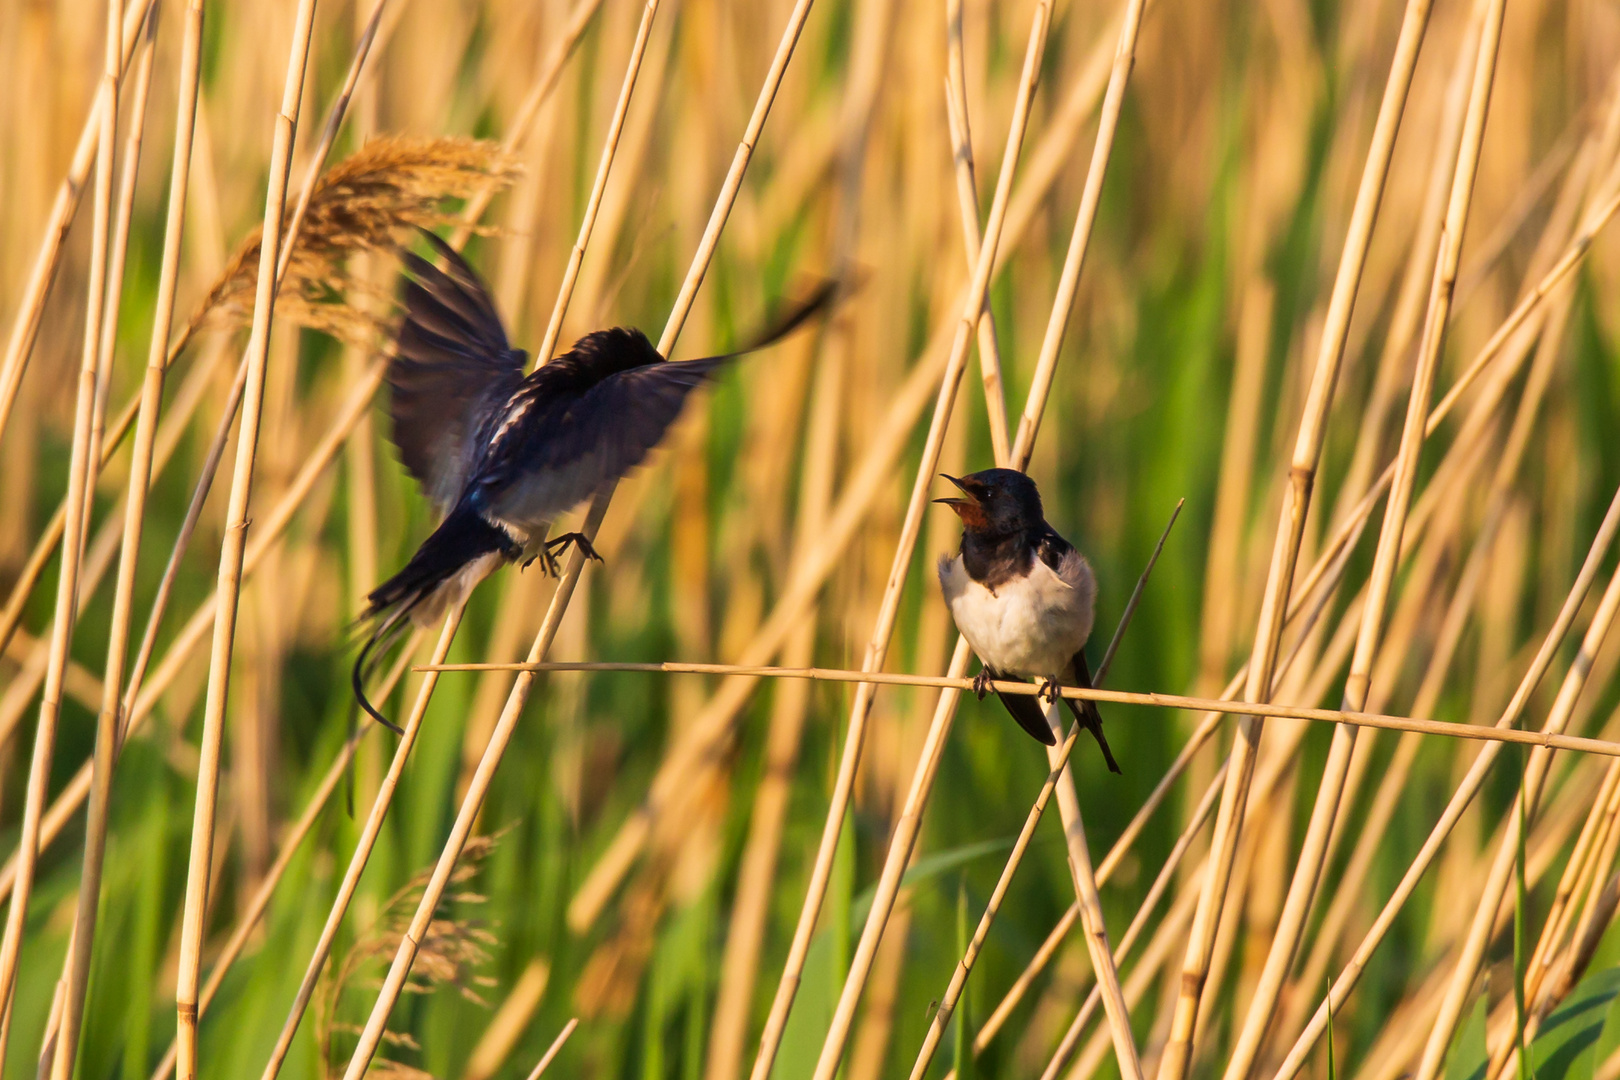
[1157,1,1436,1072]
[0,0,124,1062]
[174,4,318,1072]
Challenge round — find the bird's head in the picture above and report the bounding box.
[934,468,1044,536]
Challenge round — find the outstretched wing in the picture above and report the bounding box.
[387,230,525,512]
[477,328,727,531]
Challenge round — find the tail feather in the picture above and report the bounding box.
[1063,652,1120,774]
[352,504,518,731]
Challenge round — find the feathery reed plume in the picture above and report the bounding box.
[315,834,503,1079]
[191,136,520,347]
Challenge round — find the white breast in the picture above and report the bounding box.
[938,551,1095,678]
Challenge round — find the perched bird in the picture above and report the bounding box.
[936,468,1119,772]
[354,230,830,729]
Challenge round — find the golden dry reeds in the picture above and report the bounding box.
[8,0,1620,1077]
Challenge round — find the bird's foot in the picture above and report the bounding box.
[523,547,562,576]
[1038,677,1062,705]
[545,531,606,566]
[971,669,994,700]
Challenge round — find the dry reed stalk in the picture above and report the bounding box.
[1270,482,1620,1080]
[760,2,1058,1070]
[255,609,464,1080]
[703,271,847,1080]
[1411,564,1620,1080]
[1222,0,1506,1072]
[336,0,820,1070]
[535,0,661,364]
[944,0,1010,466]
[910,724,1089,1079]
[0,0,123,1060]
[174,5,317,1073]
[448,0,606,250]
[46,1,198,1074]
[147,642,415,1080]
[524,1019,579,1079]
[1485,764,1620,1080]
[0,0,158,446]
[1156,2,1437,1071]
[425,658,1620,753]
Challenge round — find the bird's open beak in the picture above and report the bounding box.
[933,473,982,514]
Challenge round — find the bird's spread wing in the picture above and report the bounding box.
[476,284,835,533]
[387,230,525,513]
[478,329,725,531]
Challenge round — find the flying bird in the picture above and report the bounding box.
[354,230,831,730]
[936,468,1119,773]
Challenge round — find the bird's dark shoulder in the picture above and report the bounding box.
[1032,522,1076,574]
[525,326,666,395]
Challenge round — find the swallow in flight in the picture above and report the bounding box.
[353,230,830,729]
[936,468,1119,772]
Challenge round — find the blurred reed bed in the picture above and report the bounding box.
[2,0,1620,1078]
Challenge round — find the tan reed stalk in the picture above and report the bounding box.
[449,0,606,250]
[1412,561,1620,1080]
[336,1,821,1070]
[174,3,318,1072]
[1281,264,1587,1050]
[944,0,1010,466]
[535,0,662,364]
[47,1,200,1074]
[1040,786,1227,1080]
[1486,764,1620,1080]
[704,279,847,1080]
[1155,2,1436,1073]
[0,345,385,911]
[1223,0,1506,1072]
[1271,482,1620,1080]
[756,2,1058,1070]
[0,0,158,445]
[0,0,123,1060]
[525,1019,579,1080]
[253,610,462,1080]
[909,726,1088,1080]
[142,647,418,1080]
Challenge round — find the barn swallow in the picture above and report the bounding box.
[353,230,831,729]
[936,468,1119,773]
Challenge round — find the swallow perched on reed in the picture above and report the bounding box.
[936,468,1119,772]
[353,230,831,729]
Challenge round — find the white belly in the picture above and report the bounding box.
[938,553,1094,677]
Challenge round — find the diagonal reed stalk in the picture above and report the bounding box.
[526,1019,580,1079]
[1221,0,1507,1073]
[943,0,1009,467]
[0,0,124,1064]
[1155,1,1436,1073]
[0,0,159,447]
[46,0,193,1074]
[335,3,820,1074]
[751,1,1065,1071]
[174,2,318,1074]
[1411,547,1620,1080]
[1271,480,1620,1080]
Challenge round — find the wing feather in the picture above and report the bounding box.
[386,231,524,512]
